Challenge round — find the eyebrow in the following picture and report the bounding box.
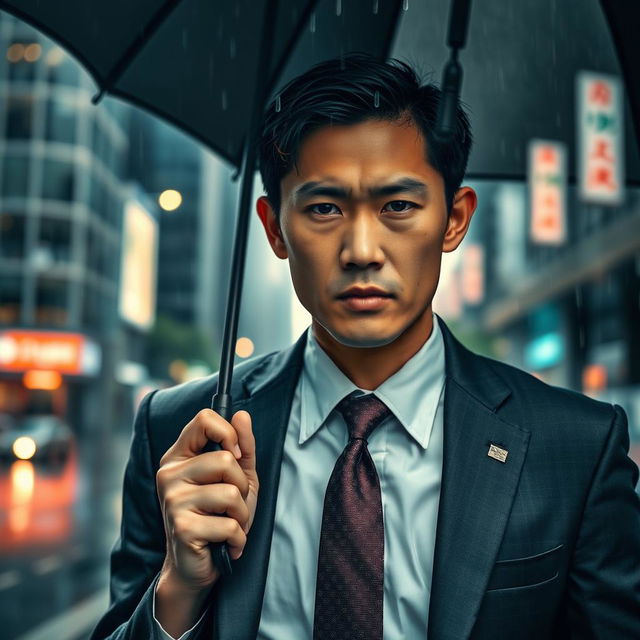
[291,177,429,203]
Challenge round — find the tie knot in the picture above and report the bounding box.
[335,392,391,441]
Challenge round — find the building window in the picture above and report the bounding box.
[0,275,22,325]
[0,212,26,259]
[91,118,114,171]
[44,97,76,144]
[5,95,34,139]
[35,276,68,326]
[2,155,30,197]
[38,216,72,263]
[88,171,114,223]
[82,284,102,329]
[86,224,102,276]
[42,158,75,201]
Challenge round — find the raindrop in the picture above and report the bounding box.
[336,0,342,17]
[182,28,188,50]
[230,37,236,59]
[309,12,316,33]
[374,90,380,108]
[403,0,409,9]
[275,94,281,112]
[221,90,228,111]
[373,0,379,14]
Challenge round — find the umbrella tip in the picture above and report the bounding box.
[91,88,105,105]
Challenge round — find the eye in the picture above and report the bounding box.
[382,200,417,213]
[305,203,340,215]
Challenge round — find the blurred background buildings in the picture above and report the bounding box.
[0,5,638,639]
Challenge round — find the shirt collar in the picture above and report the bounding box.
[299,314,445,449]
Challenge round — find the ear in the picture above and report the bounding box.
[442,186,477,253]
[256,196,288,259]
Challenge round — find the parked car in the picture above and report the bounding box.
[0,414,74,467]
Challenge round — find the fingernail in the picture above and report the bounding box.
[234,444,242,459]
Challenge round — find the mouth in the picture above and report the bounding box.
[335,286,395,312]
[336,287,394,300]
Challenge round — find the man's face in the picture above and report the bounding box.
[257,117,475,348]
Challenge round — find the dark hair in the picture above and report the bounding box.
[257,51,473,222]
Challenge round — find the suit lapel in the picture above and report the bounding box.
[427,318,531,639]
[212,330,308,640]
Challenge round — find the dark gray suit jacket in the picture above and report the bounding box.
[90,317,640,639]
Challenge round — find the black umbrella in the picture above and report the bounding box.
[1,0,638,578]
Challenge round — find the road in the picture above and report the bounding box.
[0,427,131,640]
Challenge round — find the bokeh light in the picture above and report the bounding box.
[13,437,36,461]
[158,189,183,211]
[24,43,41,62]
[236,337,254,358]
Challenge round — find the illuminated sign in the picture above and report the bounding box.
[0,330,101,376]
[528,140,567,245]
[577,71,624,205]
[524,332,564,370]
[119,201,158,330]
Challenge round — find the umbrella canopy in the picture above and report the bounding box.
[1,0,403,170]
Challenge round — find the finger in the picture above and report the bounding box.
[230,410,256,474]
[182,512,247,558]
[173,451,249,497]
[163,409,241,462]
[178,483,250,527]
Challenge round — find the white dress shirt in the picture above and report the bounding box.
[154,313,446,639]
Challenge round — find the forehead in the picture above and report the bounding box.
[280,118,441,201]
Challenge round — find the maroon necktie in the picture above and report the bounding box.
[313,391,391,640]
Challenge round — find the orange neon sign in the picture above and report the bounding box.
[0,330,98,375]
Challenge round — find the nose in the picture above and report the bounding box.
[339,213,385,270]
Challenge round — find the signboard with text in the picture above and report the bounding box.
[577,71,624,205]
[528,139,567,245]
[0,330,101,376]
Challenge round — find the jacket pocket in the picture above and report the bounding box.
[485,543,564,591]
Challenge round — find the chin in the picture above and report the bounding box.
[321,320,404,349]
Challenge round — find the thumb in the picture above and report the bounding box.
[230,410,256,475]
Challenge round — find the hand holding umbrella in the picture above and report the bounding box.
[154,408,258,635]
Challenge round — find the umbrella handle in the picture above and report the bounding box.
[198,391,235,577]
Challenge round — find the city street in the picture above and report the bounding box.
[0,427,131,639]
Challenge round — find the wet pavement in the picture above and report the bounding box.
[0,428,131,640]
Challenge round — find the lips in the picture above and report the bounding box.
[336,287,393,299]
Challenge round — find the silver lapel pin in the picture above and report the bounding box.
[488,443,508,463]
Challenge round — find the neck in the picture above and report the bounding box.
[311,308,434,390]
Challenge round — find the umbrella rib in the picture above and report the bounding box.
[93,0,185,103]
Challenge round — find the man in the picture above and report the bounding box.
[91,53,640,640]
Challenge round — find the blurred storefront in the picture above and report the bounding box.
[0,329,101,420]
